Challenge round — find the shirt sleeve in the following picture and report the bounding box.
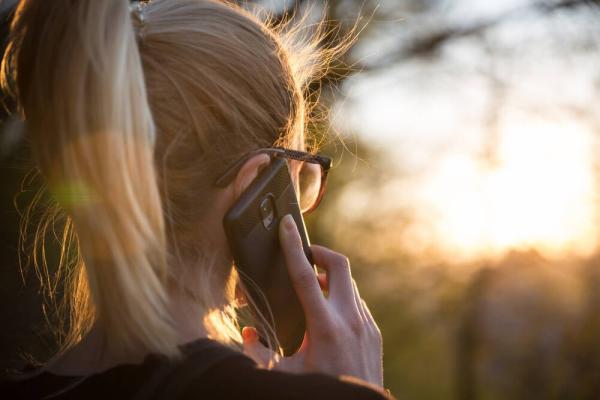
[180,354,394,400]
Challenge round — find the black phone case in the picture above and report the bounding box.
[223,157,312,356]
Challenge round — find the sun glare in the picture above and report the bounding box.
[412,116,599,260]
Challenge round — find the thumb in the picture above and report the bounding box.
[242,327,277,368]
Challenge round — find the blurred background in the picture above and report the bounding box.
[2,0,600,398]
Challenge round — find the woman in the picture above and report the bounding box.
[1,0,390,398]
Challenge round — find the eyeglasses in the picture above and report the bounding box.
[214,147,332,214]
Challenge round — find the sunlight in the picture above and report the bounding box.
[415,116,599,260]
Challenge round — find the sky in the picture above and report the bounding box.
[331,0,600,261]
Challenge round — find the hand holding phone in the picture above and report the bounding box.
[224,157,312,355]
[242,215,385,389]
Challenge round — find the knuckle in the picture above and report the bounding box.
[332,254,351,272]
[347,314,364,336]
[361,299,372,315]
[292,269,316,291]
[365,316,382,344]
[289,231,303,249]
[316,317,337,342]
[373,324,383,344]
[283,234,302,254]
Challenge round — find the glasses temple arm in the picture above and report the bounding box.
[213,148,287,187]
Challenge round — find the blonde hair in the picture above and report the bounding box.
[2,0,343,359]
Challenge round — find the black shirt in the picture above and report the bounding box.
[1,339,392,399]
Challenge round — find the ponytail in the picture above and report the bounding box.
[2,0,178,356]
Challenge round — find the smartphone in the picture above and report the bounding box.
[223,157,313,356]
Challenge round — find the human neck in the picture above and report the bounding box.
[166,281,210,344]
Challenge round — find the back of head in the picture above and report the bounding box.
[2,0,325,358]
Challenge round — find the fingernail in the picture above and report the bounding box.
[242,327,256,341]
[282,214,296,232]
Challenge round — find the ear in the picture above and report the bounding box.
[233,154,271,199]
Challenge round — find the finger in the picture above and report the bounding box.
[352,279,368,323]
[279,215,328,326]
[317,273,328,291]
[310,245,357,309]
[360,298,380,333]
[242,327,277,368]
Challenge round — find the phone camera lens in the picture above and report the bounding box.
[259,196,276,230]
